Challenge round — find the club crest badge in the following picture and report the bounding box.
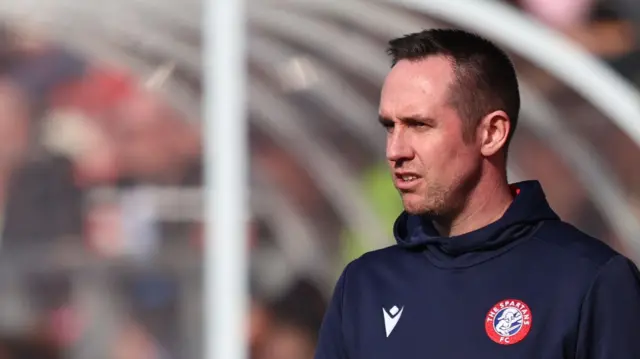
[485,299,532,345]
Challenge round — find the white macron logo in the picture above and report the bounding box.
[382,305,404,337]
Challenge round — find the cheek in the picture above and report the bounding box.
[418,135,477,177]
[449,144,482,185]
[415,134,455,167]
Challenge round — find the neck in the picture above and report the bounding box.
[432,170,513,237]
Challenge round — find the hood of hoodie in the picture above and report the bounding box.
[393,180,560,269]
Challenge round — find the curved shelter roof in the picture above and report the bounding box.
[0,0,639,274]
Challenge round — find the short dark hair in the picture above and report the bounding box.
[387,29,520,149]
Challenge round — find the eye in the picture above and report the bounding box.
[406,119,430,130]
[379,118,395,133]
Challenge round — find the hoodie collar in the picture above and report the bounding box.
[393,180,559,269]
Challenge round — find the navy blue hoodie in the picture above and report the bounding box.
[315,180,640,359]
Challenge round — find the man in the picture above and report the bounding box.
[314,29,640,359]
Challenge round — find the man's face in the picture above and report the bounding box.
[379,56,482,216]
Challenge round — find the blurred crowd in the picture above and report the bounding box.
[0,0,637,358]
[0,25,329,359]
[0,24,203,358]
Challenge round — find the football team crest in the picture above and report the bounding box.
[485,299,532,345]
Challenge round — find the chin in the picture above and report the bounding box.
[401,193,444,216]
[404,206,437,216]
[401,197,430,216]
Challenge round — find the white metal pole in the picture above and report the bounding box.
[204,0,249,358]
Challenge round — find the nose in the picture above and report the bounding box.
[386,128,414,164]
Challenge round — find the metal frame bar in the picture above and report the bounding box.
[204,0,249,357]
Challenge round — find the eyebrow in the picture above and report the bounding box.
[378,114,436,125]
[403,115,437,124]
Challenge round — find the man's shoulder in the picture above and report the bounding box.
[532,220,621,269]
[359,244,415,262]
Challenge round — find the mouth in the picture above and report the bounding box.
[394,172,421,190]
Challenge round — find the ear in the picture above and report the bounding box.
[478,110,510,157]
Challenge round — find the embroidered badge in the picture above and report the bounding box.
[485,299,532,345]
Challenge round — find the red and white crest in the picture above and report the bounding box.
[485,299,532,345]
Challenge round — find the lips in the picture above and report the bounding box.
[394,171,421,191]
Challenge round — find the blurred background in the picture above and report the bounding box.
[0,0,636,358]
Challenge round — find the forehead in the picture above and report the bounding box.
[379,56,455,116]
